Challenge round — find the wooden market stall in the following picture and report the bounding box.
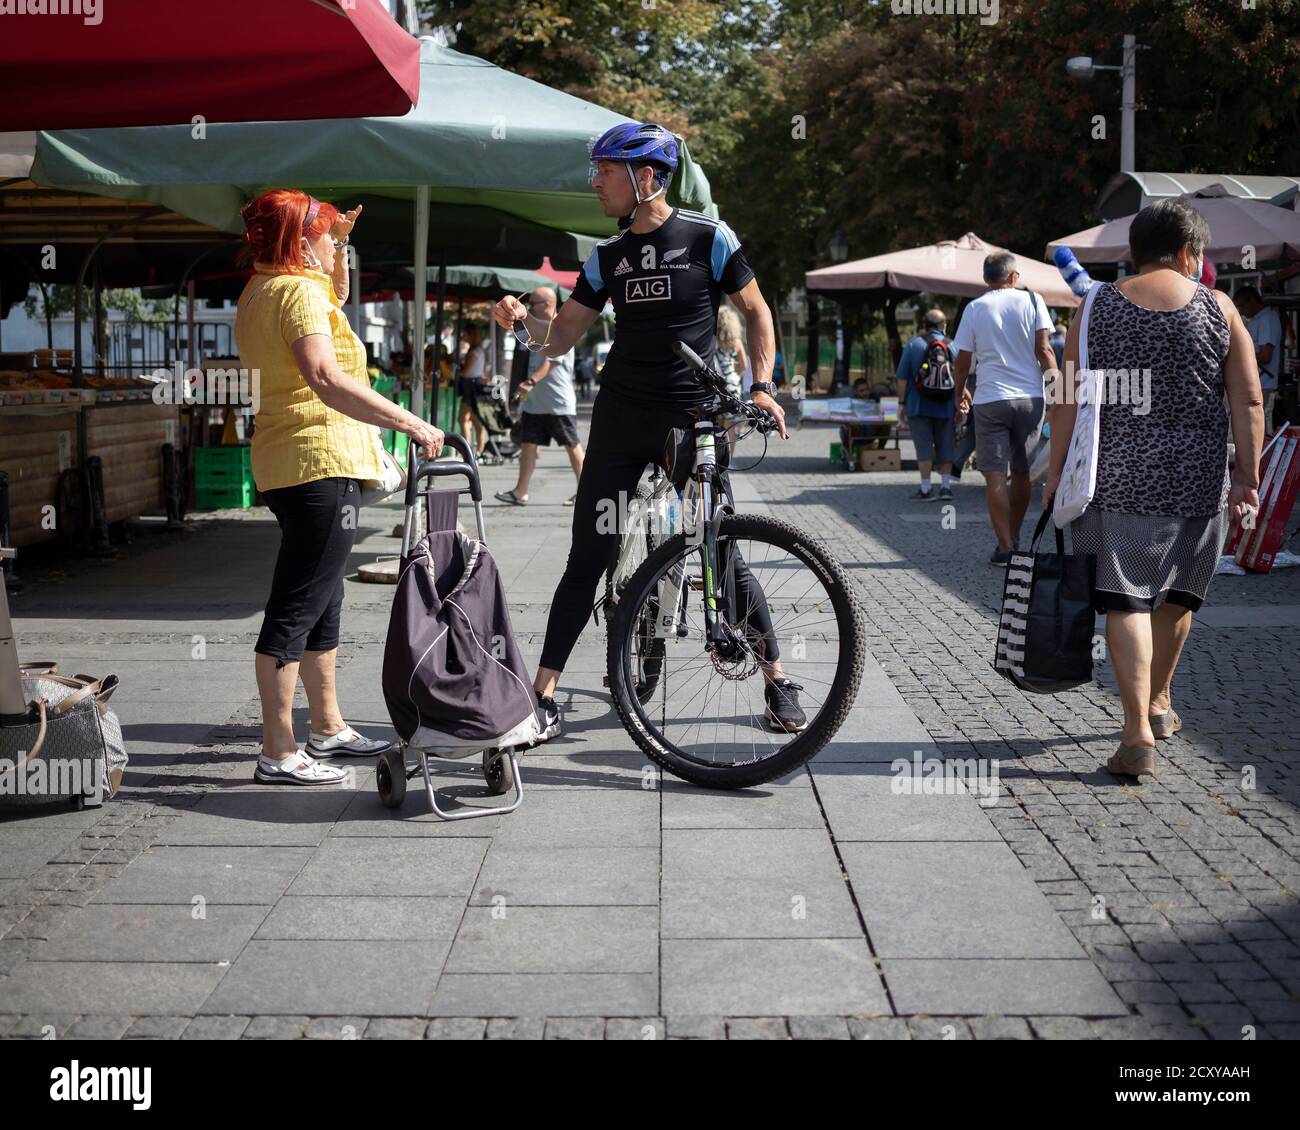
[0,178,230,549]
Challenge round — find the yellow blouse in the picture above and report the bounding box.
[236,263,385,492]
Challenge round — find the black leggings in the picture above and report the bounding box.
[256,476,360,665]
[539,392,777,672]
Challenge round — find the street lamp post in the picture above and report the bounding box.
[1067,33,1139,173]
[829,232,848,396]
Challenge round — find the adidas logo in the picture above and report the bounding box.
[613,257,632,276]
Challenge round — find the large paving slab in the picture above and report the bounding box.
[199,940,448,1016]
[91,846,315,905]
[840,842,1085,959]
[661,939,888,1015]
[882,959,1127,1016]
[30,904,268,963]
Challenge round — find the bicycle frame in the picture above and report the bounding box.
[648,412,738,649]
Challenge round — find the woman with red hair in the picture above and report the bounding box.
[236,188,443,786]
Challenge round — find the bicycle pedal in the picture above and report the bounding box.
[602,674,610,687]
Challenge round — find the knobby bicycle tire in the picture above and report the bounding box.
[607,514,866,788]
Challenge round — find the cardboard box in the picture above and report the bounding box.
[857,447,901,472]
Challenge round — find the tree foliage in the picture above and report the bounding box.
[422,0,1300,289]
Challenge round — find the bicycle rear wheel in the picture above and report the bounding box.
[607,514,865,788]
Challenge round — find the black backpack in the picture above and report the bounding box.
[915,332,956,400]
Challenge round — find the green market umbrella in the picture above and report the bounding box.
[30,38,715,415]
[30,38,715,239]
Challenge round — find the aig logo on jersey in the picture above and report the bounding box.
[626,274,671,303]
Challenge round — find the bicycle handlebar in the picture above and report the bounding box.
[671,340,778,434]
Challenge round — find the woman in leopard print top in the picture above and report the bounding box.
[1045,200,1264,779]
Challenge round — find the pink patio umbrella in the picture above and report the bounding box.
[1046,184,1300,266]
[805,232,1080,307]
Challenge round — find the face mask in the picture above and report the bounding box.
[1186,257,1202,283]
[302,240,323,271]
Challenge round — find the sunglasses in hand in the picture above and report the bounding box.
[511,292,553,354]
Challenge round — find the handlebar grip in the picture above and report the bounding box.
[671,340,708,372]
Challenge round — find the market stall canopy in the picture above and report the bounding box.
[1047,184,1300,265]
[0,176,236,315]
[340,196,598,272]
[400,264,570,302]
[0,0,420,131]
[30,38,716,239]
[1097,172,1300,221]
[806,232,1080,308]
[353,264,571,304]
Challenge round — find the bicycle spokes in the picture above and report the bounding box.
[618,529,852,771]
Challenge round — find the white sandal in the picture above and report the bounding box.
[254,750,348,786]
[305,725,394,758]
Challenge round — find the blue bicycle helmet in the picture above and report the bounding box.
[591,122,680,172]
[591,122,679,221]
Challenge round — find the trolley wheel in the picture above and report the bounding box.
[377,746,407,808]
[483,748,514,796]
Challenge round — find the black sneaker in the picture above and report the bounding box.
[990,547,1012,566]
[535,691,561,741]
[937,486,953,501]
[910,486,937,501]
[764,679,808,733]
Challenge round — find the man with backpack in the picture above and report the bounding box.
[895,308,957,501]
[951,252,1056,565]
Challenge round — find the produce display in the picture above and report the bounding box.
[0,368,155,406]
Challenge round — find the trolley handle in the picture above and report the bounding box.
[404,431,482,505]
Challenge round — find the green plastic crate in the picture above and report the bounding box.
[195,445,252,473]
[196,446,254,490]
[196,479,256,509]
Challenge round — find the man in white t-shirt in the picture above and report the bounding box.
[495,286,585,506]
[1234,286,1284,435]
[951,251,1056,565]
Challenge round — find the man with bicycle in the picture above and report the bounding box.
[493,121,805,740]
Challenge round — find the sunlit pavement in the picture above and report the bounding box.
[1,393,1296,1039]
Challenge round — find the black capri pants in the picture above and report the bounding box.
[256,476,361,665]
[539,391,777,672]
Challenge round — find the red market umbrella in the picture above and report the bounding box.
[0,0,420,131]
[538,257,579,291]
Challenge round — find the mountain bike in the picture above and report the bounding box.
[604,341,866,789]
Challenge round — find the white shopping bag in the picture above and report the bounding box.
[1053,283,1102,528]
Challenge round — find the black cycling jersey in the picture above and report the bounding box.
[568,208,755,406]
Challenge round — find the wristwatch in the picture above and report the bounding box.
[749,381,776,396]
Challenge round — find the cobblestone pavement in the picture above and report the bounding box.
[1,396,1296,1039]
[753,408,1300,1041]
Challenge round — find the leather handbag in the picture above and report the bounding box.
[0,670,127,808]
[359,429,408,507]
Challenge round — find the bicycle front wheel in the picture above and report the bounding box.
[607,514,866,788]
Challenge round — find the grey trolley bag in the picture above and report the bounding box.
[379,434,540,819]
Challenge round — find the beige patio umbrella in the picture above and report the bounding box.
[805,232,1080,307]
[1046,184,1300,265]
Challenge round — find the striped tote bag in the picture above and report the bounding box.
[993,503,1096,693]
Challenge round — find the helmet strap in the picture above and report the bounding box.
[623,163,666,223]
